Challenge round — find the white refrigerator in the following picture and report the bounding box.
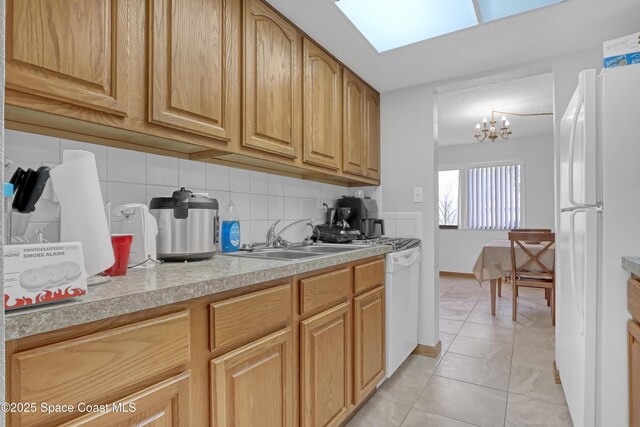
[557,64,640,427]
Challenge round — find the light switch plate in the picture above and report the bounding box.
[413,187,423,203]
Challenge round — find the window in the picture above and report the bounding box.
[439,170,459,228]
[439,163,523,230]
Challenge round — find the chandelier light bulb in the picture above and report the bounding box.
[475,123,481,130]
[505,120,510,127]
[501,115,507,123]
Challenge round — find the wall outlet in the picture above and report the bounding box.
[413,187,423,203]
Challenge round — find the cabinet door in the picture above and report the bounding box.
[60,372,191,426]
[302,39,341,170]
[342,69,366,176]
[149,0,240,141]
[365,88,381,180]
[211,328,293,427]
[6,0,129,115]
[300,302,350,427]
[630,320,640,427]
[353,286,385,404]
[244,0,301,158]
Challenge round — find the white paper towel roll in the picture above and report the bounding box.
[50,150,114,276]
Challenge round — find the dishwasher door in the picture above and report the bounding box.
[385,246,421,377]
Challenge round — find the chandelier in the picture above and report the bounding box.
[474,110,553,142]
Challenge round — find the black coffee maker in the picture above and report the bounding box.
[336,196,385,239]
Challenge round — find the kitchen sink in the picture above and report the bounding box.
[225,244,365,261]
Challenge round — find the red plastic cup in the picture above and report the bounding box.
[105,234,133,277]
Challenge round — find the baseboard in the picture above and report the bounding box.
[439,271,475,279]
[553,360,562,385]
[412,341,442,358]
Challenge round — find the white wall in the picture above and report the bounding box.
[438,134,555,273]
[0,0,6,415]
[4,130,383,246]
[380,84,439,347]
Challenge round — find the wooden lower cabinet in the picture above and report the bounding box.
[60,372,191,426]
[300,303,351,427]
[211,328,294,427]
[353,286,385,404]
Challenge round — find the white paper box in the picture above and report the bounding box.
[603,32,640,68]
[4,243,88,310]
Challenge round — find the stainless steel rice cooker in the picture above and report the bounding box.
[150,188,219,261]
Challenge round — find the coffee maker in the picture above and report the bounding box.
[336,196,385,239]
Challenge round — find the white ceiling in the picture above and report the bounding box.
[437,73,554,146]
[266,0,640,92]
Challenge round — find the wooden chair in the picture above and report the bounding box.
[501,229,553,298]
[508,231,556,325]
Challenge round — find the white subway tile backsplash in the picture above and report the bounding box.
[395,219,415,238]
[60,138,107,181]
[268,196,284,221]
[283,177,298,197]
[179,159,206,189]
[383,220,396,237]
[229,168,251,193]
[206,163,230,191]
[107,147,146,184]
[229,192,251,221]
[267,175,284,196]
[106,182,146,217]
[5,130,60,173]
[250,194,269,220]
[250,171,269,195]
[5,130,374,245]
[146,154,179,186]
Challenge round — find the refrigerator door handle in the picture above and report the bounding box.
[569,209,585,335]
[567,87,585,208]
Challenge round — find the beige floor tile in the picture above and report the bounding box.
[400,407,475,427]
[440,305,473,322]
[511,345,555,371]
[505,393,573,427]
[376,366,431,406]
[448,335,513,361]
[458,322,514,344]
[466,312,516,329]
[514,327,555,350]
[346,396,411,427]
[435,352,510,391]
[509,364,566,403]
[440,332,456,353]
[415,376,507,427]
[400,354,442,375]
[440,318,464,335]
[441,294,481,305]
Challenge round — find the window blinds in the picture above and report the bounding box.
[466,164,521,230]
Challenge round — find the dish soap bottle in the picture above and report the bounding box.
[221,201,241,253]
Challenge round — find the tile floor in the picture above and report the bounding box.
[346,276,573,427]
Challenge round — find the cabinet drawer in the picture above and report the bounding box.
[354,259,385,294]
[210,283,291,351]
[60,372,191,426]
[629,277,640,321]
[10,311,190,426]
[300,268,350,315]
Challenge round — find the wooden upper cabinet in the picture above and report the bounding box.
[211,328,293,427]
[149,0,240,142]
[353,286,385,405]
[243,0,301,159]
[342,69,366,177]
[6,0,129,115]
[302,39,342,171]
[365,87,381,180]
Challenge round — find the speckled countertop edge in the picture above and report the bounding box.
[622,257,640,277]
[5,245,392,340]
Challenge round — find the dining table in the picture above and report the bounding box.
[472,239,556,315]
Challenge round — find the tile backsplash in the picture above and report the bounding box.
[5,130,382,245]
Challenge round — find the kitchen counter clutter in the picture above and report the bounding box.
[5,244,390,426]
[5,244,390,340]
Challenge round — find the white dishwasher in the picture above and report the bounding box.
[385,245,421,377]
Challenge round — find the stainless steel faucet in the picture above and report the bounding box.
[266,218,315,248]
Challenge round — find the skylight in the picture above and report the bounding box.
[335,0,565,53]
